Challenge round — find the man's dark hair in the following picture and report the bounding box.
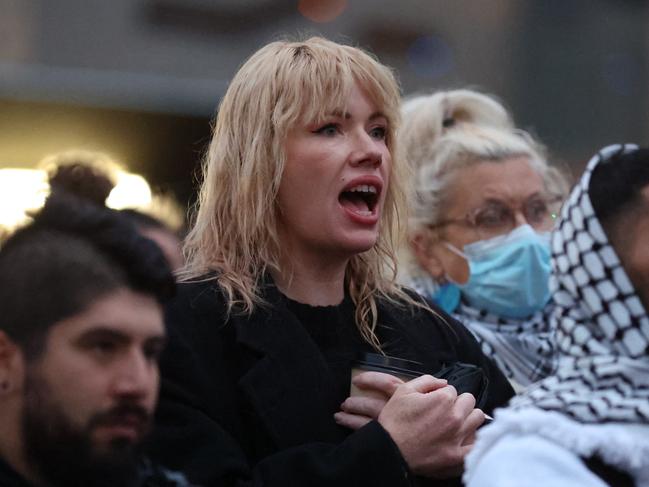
[120,209,171,232]
[48,162,115,207]
[589,147,649,235]
[0,193,175,359]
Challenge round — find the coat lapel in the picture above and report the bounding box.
[232,284,348,448]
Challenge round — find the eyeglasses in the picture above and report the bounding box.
[429,194,563,240]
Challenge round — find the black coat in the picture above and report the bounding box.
[148,279,514,487]
[0,456,198,487]
[0,458,33,487]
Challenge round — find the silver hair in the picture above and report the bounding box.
[398,89,568,283]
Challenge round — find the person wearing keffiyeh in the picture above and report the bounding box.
[464,144,649,487]
[399,89,569,390]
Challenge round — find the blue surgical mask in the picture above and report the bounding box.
[445,224,552,319]
[432,282,461,314]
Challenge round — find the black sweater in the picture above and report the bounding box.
[147,278,514,487]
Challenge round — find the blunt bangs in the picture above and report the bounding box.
[270,39,400,147]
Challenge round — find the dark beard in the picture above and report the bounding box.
[21,372,148,487]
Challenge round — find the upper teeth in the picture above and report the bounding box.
[348,185,377,193]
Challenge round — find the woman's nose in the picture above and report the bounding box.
[514,209,528,227]
[349,132,382,168]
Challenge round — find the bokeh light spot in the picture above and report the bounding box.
[0,168,153,232]
[0,169,48,231]
[105,172,152,210]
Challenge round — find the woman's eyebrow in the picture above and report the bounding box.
[324,111,386,121]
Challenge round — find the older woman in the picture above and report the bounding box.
[148,38,513,487]
[400,90,568,389]
[464,144,649,487]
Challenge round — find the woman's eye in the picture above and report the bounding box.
[526,201,549,222]
[314,123,339,136]
[475,206,509,228]
[369,126,387,140]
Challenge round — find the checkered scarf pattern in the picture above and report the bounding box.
[407,273,556,388]
[511,144,649,423]
[453,301,556,386]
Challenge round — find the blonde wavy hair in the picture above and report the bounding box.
[183,37,416,349]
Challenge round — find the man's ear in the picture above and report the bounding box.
[0,331,24,395]
[410,233,446,280]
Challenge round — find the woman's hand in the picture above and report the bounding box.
[334,371,403,430]
[334,371,446,430]
[378,375,485,479]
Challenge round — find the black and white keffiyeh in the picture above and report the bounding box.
[453,302,555,387]
[408,274,556,387]
[511,144,649,423]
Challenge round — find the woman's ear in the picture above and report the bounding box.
[0,331,24,395]
[410,233,446,280]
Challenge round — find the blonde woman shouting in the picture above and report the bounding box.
[148,38,513,487]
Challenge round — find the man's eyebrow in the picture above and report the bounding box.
[75,327,131,345]
[75,327,165,345]
[145,335,168,349]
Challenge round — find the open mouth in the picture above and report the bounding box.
[338,184,380,216]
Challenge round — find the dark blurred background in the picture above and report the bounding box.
[2,0,648,222]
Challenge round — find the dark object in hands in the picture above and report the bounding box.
[435,362,489,410]
[351,353,423,381]
[352,353,489,410]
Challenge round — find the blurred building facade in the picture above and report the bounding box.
[1,0,648,211]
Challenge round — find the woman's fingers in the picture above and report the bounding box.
[340,396,388,419]
[460,408,486,446]
[401,374,449,394]
[352,371,405,397]
[334,411,373,430]
[454,392,477,417]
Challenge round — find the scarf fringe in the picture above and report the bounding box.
[466,408,649,484]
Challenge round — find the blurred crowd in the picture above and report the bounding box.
[0,36,646,487]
